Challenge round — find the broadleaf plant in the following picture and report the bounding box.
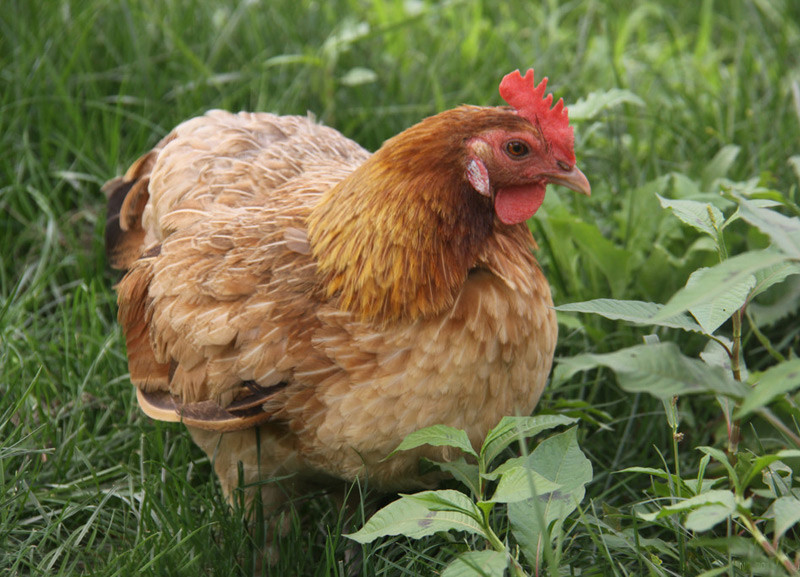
[348,415,590,577]
[556,185,800,575]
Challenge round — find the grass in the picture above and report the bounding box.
[2,0,800,575]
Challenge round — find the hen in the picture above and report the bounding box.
[105,69,590,511]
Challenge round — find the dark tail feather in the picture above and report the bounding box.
[102,151,157,270]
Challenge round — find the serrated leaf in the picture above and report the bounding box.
[347,491,484,543]
[388,425,478,459]
[654,250,790,321]
[735,360,800,418]
[441,550,508,577]
[658,194,724,238]
[555,298,706,333]
[567,88,645,120]
[767,496,800,541]
[481,415,577,466]
[685,267,755,334]
[486,467,562,504]
[554,343,748,400]
[735,194,800,259]
[508,428,592,568]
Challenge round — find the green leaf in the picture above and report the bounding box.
[567,88,645,120]
[739,451,800,491]
[481,415,577,466]
[698,447,740,491]
[405,490,482,518]
[685,503,736,532]
[685,267,755,334]
[749,273,800,327]
[555,298,706,333]
[486,467,562,504]
[388,425,478,459]
[507,428,592,568]
[618,466,707,497]
[427,458,481,498]
[347,491,484,543]
[658,194,724,238]
[749,261,800,300]
[669,490,735,514]
[671,172,702,199]
[549,216,632,297]
[653,250,790,321]
[555,343,748,399]
[735,360,800,418]
[701,145,740,190]
[736,194,800,259]
[768,496,800,541]
[638,489,736,531]
[441,550,508,577]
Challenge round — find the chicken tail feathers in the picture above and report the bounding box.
[137,383,287,433]
[103,150,158,270]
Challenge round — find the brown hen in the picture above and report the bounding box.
[105,69,590,511]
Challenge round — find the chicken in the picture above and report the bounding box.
[104,69,590,511]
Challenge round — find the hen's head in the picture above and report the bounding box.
[465,69,590,225]
[309,68,590,322]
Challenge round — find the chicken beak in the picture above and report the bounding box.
[547,165,591,196]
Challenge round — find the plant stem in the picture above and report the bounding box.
[670,397,682,499]
[481,518,529,577]
[484,520,506,553]
[727,305,745,457]
[730,306,743,383]
[739,513,799,576]
[509,557,529,577]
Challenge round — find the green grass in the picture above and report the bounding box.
[2,0,800,575]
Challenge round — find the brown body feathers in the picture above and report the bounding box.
[106,71,588,509]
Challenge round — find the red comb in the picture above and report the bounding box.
[499,69,575,164]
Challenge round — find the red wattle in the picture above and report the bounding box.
[494,184,546,225]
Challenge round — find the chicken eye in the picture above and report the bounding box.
[557,160,571,171]
[504,140,530,158]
